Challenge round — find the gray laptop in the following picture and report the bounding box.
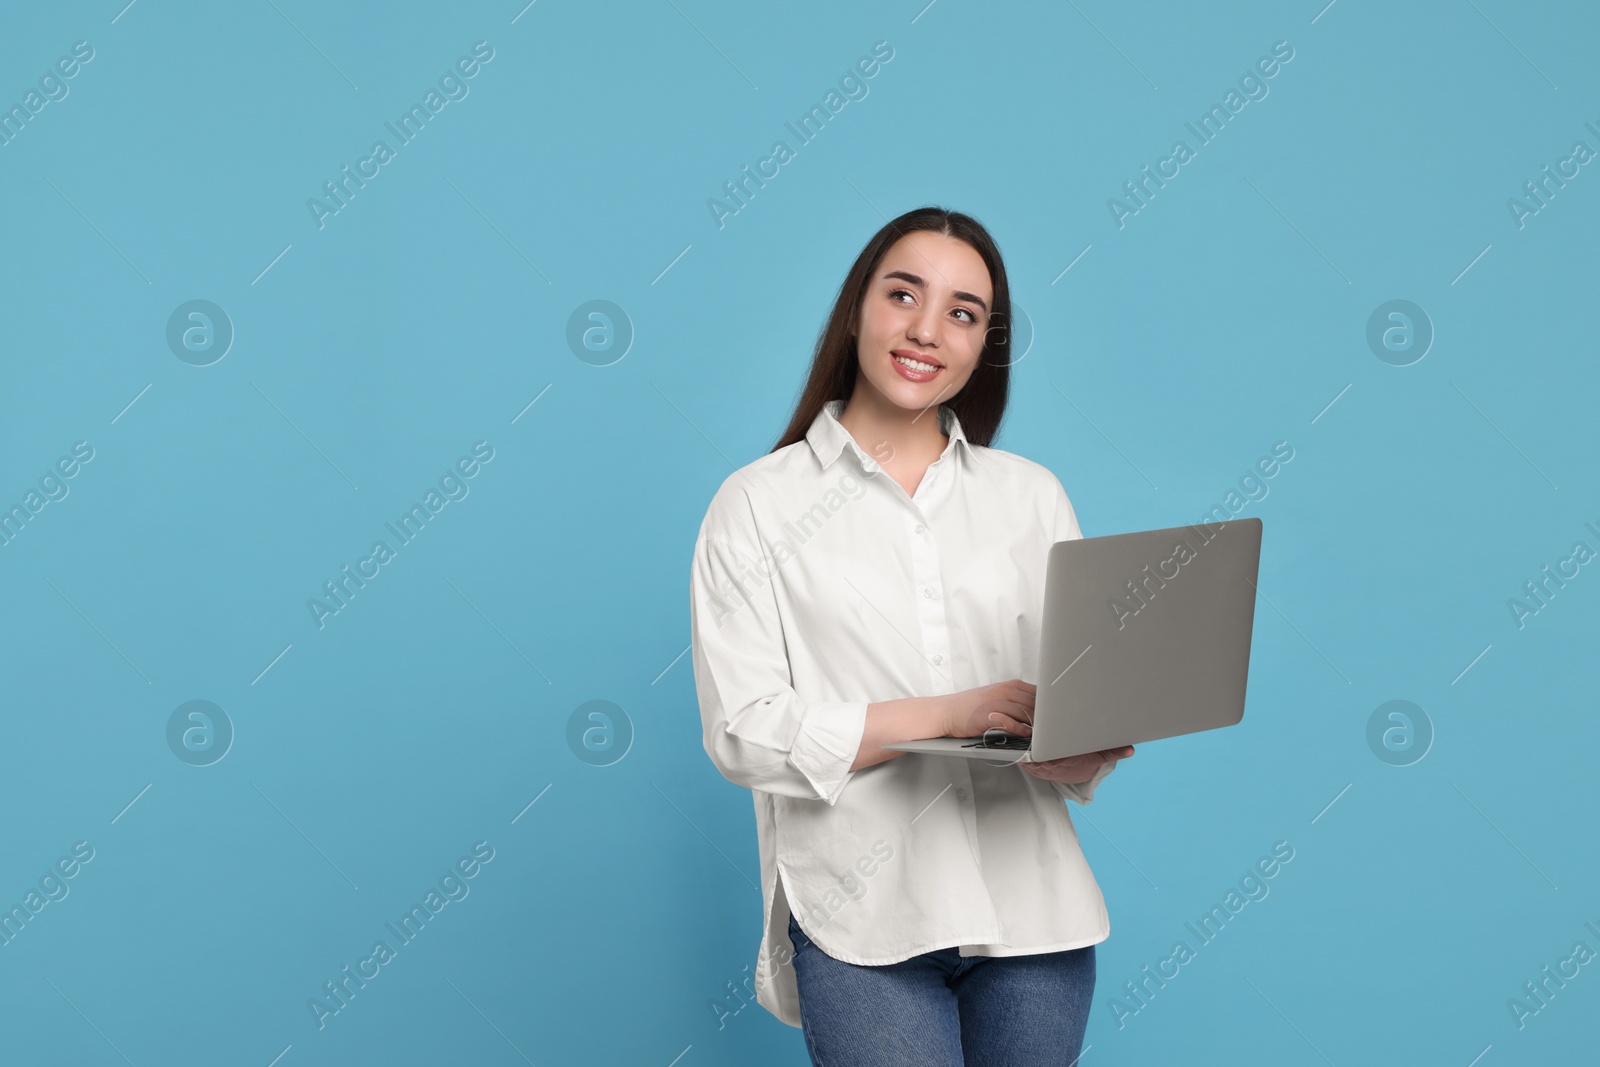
[886,517,1262,764]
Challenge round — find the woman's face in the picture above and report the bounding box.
[853,230,994,415]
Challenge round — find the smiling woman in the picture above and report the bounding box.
[692,206,1129,1065]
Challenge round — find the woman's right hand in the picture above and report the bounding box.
[938,679,1037,739]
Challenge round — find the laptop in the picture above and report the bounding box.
[885,517,1262,764]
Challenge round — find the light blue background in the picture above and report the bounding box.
[1,1,1595,1064]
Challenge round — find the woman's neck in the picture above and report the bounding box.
[837,385,949,472]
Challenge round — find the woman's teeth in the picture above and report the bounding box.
[893,354,939,373]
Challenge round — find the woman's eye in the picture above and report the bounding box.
[891,289,977,324]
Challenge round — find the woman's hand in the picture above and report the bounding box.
[938,679,1038,738]
[1019,745,1135,784]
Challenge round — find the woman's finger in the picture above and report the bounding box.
[987,712,1032,734]
[999,698,1034,725]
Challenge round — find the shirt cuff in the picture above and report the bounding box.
[785,701,870,805]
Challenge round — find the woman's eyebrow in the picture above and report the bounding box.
[881,269,989,314]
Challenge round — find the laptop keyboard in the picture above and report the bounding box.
[960,733,1032,750]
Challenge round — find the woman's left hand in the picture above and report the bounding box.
[1019,745,1134,784]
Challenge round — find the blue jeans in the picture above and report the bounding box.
[787,911,1095,1066]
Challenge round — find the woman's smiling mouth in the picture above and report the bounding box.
[891,350,943,381]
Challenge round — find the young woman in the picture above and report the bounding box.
[690,206,1134,1065]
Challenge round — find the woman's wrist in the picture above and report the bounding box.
[923,693,953,738]
[851,694,952,772]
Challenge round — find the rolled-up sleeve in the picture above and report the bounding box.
[690,523,868,805]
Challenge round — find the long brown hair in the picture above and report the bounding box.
[770,206,1013,453]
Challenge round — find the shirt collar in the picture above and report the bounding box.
[805,398,971,473]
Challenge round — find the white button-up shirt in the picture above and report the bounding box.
[689,398,1121,1028]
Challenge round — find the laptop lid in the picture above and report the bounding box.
[1028,518,1263,761]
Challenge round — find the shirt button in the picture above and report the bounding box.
[923,588,933,598]
[955,787,969,802]
[932,654,944,665]
[914,524,925,534]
